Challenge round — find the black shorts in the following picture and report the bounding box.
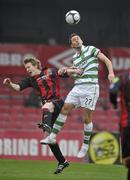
[122,127,130,158]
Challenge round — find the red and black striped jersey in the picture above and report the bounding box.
[18,68,60,102]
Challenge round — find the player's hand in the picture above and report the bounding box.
[58,67,67,76]
[3,78,12,86]
[74,68,83,76]
[108,73,115,83]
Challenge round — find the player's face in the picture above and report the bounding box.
[24,62,39,77]
[70,35,83,49]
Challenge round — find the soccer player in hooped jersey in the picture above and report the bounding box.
[3,57,82,174]
[41,33,115,158]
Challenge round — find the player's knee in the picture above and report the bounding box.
[42,102,54,113]
[42,107,48,112]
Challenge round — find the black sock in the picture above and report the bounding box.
[42,110,52,127]
[49,143,65,164]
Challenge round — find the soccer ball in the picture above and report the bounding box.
[65,10,80,25]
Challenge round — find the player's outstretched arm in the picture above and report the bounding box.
[3,78,20,91]
[58,67,83,77]
[97,52,115,83]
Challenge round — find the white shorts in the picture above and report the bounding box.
[65,83,99,110]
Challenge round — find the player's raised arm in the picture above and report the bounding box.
[3,78,20,91]
[97,52,115,83]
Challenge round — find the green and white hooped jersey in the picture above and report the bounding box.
[72,45,100,84]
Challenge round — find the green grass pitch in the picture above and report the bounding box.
[0,159,127,180]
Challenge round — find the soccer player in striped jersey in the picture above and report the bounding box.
[3,57,82,174]
[40,33,115,158]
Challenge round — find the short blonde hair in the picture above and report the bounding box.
[23,57,42,70]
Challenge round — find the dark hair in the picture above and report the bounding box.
[69,33,79,44]
[23,57,42,70]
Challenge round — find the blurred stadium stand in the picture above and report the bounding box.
[0,0,130,47]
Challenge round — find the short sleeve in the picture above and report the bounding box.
[18,77,32,91]
[89,46,100,57]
